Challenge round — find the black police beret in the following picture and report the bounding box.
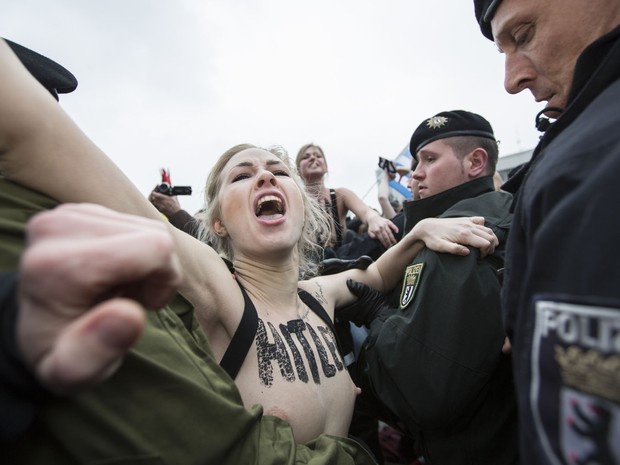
[5,38,78,100]
[473,0,503,40]
[409,110,496,156]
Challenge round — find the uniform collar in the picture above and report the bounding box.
[403,176,495,234]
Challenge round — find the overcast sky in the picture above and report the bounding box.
[2,0,542,214]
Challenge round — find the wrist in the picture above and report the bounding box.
[403,220,424,243]
[365,210,381,224]
[408,218,429,243]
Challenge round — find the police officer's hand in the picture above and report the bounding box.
[336,279,393,327]
[17,204,182,394]
[317,255,374,276]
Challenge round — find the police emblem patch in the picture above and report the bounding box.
[425,116,448,129]
[399,263,424,309]
[531,299,620,464]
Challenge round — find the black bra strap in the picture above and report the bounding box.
[298,289,350,365]
[219,285,338,380]
[297,289,335,335]
[329,188,343,248]
[219,283,258,380]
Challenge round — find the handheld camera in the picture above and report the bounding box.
[155,168,192,196]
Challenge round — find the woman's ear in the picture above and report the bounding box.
[213,218,228,237]
[466,148,489,178]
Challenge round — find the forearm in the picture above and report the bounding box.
[371,229,424,290]
[340,187,374,225]
[362,215,496,292]
[359,205,383,226]
[337,227,423,296]
[378,197,396,220]
[343,189,398,248]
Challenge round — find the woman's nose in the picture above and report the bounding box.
[257,170,277,187]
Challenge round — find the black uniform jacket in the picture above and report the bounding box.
[500,25,620,465]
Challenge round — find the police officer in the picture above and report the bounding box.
[474,1,620,463]
[344,110,519,464]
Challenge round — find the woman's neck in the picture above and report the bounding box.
[304,178,327,198]
[232,256,300,305]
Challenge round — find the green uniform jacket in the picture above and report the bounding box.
[361,177,519,465]
[0,177,377,465]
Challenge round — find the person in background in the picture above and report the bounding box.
[319,163,411,264]
[343,110,518,464]
[330,155,418,263]
[296,143,399,255]
[376,164,403,221]
[474,0,620,463]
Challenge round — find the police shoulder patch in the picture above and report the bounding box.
[531,297,620,463]
[399,263,424,309]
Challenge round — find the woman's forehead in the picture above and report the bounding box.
[225,148,284,169]
[304,146,322,156]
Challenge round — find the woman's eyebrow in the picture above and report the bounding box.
[232,159,283,169]
[233,161,254,168]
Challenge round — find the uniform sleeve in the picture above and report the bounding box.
[363,248,506,430]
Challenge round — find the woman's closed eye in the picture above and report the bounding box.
[232,173,251,182]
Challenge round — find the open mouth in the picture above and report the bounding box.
[256,195,285,217]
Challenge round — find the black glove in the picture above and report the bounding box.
[336,279,394,327]
[317,255,373,276]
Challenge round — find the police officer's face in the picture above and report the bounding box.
[406,160,421,200]
[491,0,616,114]
[411,140,469,199]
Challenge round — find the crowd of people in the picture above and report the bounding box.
[2,0,619,464]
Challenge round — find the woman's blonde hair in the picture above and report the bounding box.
[200,143,330,277]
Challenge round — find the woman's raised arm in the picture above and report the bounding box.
[311,216,498,311]
[0,40,231,323]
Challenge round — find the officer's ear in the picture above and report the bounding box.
[466,148,488,178]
